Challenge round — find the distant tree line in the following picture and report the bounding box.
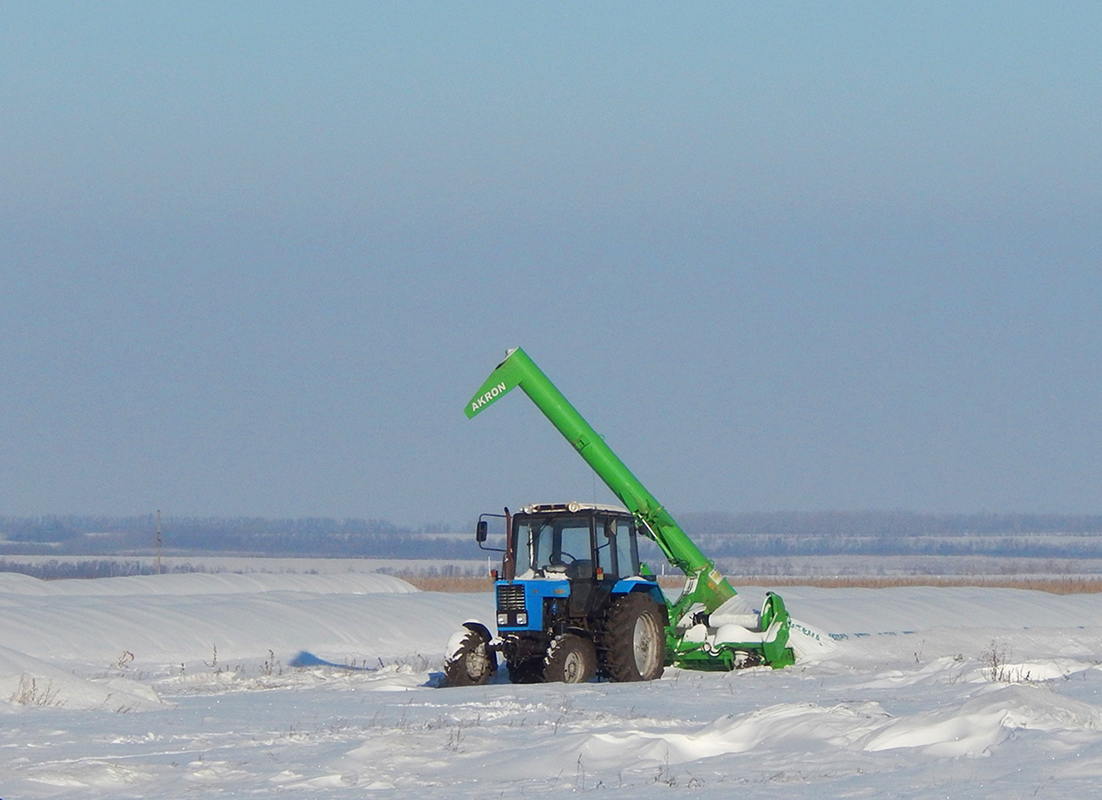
[1,511,1101,561]
[678,511,1102,560]
[0,515,465,558]
[688,534,1102,560]
[0,559,159,579]
[677,511,1102,538]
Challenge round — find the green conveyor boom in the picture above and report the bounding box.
[466,346,742,625]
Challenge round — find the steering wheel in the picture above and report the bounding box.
[544,551,577,574]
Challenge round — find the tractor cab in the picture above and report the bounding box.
[510,503,641,581]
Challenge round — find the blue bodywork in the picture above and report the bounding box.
[495,577,665,635]
[494,579,568,632]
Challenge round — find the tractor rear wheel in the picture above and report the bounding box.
[443,628,494,687]
[603,594,666,682]
[543,634,597,683]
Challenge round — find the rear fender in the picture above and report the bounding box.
[610,579,668,621]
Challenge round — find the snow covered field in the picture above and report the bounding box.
[4,571,1102,798]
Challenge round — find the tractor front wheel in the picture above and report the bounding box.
[443,628,495,687]
[543,634,597,683]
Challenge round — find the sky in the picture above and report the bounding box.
[2,2,1100,525]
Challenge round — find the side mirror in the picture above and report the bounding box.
[476,520,488,543]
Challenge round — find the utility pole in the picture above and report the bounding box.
[155,510,162,575]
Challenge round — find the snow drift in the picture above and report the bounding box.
[4,572,1102,798]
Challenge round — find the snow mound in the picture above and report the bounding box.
[863,683,1102,756]
[574,701,889,767]
[0,645,163,712]
[544,683,1102,770]
[0,572,484,668]
[776,585,1102,633]
[7,572,1102,798]
[0,571,416,597]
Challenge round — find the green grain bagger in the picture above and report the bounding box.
[443,347,795,686]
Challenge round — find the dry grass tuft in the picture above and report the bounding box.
[402,575,498,592]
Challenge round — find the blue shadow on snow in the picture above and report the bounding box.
[288,651,374,671]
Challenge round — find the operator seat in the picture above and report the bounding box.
[566,560,594,580]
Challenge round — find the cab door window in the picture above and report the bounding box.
[615,519,638,577]
[596,517,638,579]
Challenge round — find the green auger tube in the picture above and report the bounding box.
[465,347,795,668]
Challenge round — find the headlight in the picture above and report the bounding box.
[497,613,509,626]
[516,613,527,626]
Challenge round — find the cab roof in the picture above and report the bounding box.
[519,502,631,515]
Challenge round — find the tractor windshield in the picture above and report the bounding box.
[515,515,593,579]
